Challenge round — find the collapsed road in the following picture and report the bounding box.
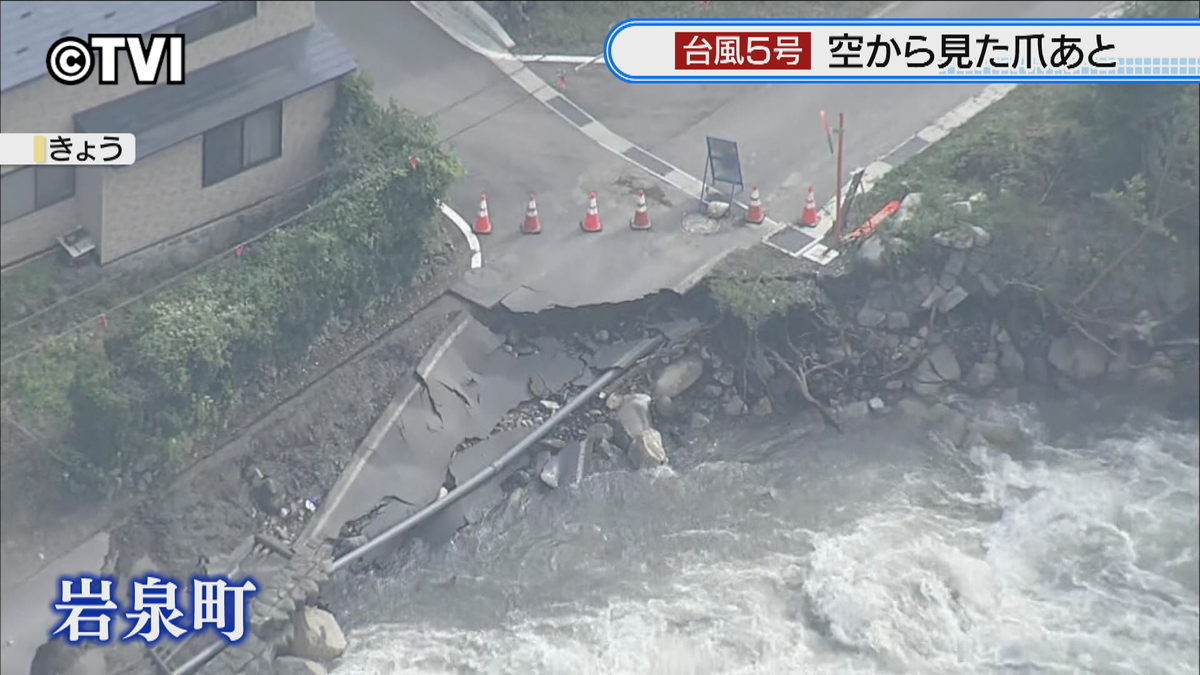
[111,308,702,675]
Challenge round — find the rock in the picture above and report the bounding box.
[251,478,284,516]
[995,328,1012,344]
[886,312,911,331]
[856,306,887,328]
[540,400,561,412]
[968,192,988,204]
[933,232,956,248]
[515,344,536,356]
[1048,335,1109,382]
[629,429,668,468]
[703,384,724,398]
[1136,360,1176,389]
[965,248,988,274]
[587,422,613,442]
[930,404,969,448]
[927,344,962,382]
[885,379,905,390]
[594,329,610,343]
[838,400,871,427]
[922,286,947,310]
[616,393,654,438]
[969,225,992,247]
[723,394,747,417]
[528,375,551,399]
[969,419,1030,449]
[944,250,966,277]
[604,392,624,411]
[655,395,683,421]
[1025,356,1050,385]
[897,397,931,422]
[976,273,1001,298]
[856,237,887,270]
[938,285,969,313]
[274,657,328,675]
[716,367,735,387]
[290,607,348,662]
[964,362,998,392]
[950,200,972,216]
[938,270,958,291]
[896,192,923,222]
[688,412,712,430]
[540,437,568,452]
[539,453,561,488]
[751,396,774,417]
[868,397,887,413]
[998,344,1025,382]
[983,349,999,364]
[654,355,705,398]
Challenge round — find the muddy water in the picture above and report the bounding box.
[327,398,1199,675]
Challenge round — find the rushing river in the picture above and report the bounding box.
[328,396,1199,675]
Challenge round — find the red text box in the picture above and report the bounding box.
[674,32,812,70]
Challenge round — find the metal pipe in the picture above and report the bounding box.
[171,638,228,675]
[331,335,664,573]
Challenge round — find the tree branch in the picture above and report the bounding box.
[764,345,842,434]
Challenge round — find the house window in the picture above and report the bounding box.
[202,101,283,187]
[177,1,257,44]
[0,166,75,225]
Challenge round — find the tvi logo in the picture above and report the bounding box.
[46,35,185,86]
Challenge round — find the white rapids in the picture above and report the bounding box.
[328,399,1199,675]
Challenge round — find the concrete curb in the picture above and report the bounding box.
[440,200,482,269]
[463,0,516,49]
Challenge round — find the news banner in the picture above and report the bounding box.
[0,133,136,166]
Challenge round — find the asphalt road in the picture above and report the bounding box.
[317,0,1113,312]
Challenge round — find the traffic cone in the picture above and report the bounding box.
[801,186,819,227]
[581,191,603,232]
[473,193,492,235]
[630,189,652,230]
[521,193,542,234]
[745,185,766,224]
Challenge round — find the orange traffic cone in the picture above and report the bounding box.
[521,193,542,234]
[473,193,492,235]
[630,189,652,230]
[581,191,603,232]
[745,185,766,224]
[801,186,819,227]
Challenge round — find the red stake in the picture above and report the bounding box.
[557,72,567,91]
[701,0,710,9]
[98,313,108,331]
[235,243,244,258]
[408,155,418,170]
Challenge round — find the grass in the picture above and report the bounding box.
[481,1,887,54]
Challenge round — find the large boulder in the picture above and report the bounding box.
[969,419,1031,450]
[964,362,998,392]
[615,393,654,447]
[289,607,348,662]
[1048,335,1109,382]
[654,355,705,399]
[629,429,668,469]
[930,404,968,448]
[912,344,961,396]
[998,343,1025,382]
[856,237,888,271]
[275,657,328,675]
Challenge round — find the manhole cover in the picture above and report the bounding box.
[682,213,723,235]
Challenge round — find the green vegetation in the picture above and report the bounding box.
[707,248,825,330]
[482,1,885,54]
[1,74,462,497]
[707,0,1199,331]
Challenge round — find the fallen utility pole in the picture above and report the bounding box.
[330,334,665,572]
[168,333,669,675]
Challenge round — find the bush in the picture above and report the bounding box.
[55,74,462,496]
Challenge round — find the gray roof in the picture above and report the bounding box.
[75,22,357,160]
[0,1,219,92]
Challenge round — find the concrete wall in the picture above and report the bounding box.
[0,1,319,266]
[97,80,337,263]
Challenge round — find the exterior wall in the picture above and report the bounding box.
[97,80,336,263]
[0,1,317,265]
